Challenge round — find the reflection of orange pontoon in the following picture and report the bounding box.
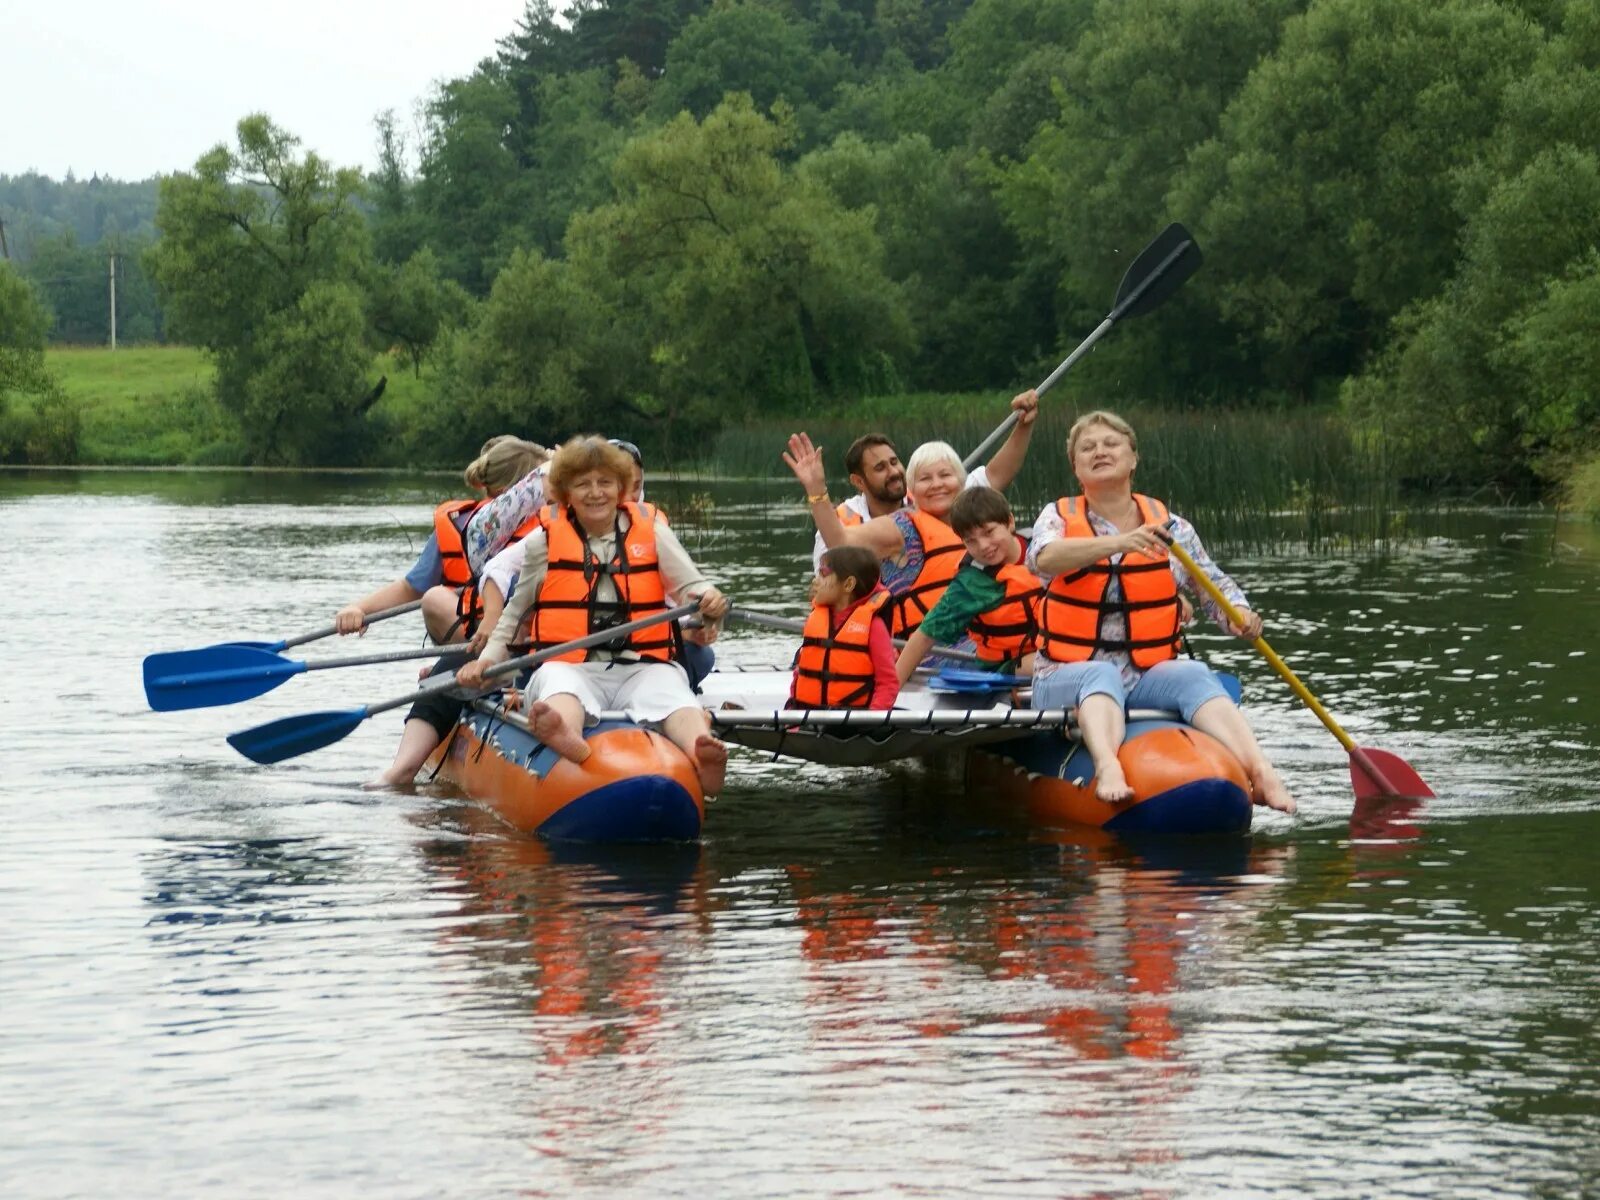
[419,808,704,1068]
[782,830,1274,1064]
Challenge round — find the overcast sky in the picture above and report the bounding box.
[1,0,532,181]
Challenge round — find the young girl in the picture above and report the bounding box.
[789,546,900,711]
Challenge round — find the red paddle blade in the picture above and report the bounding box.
[1349,746,1435,801]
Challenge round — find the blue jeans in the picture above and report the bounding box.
[681,640,715,691]
[1030,659,1229,724]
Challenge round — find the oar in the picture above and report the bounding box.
[144,643,466,713]
[962,222,1203,469]
[1165,539,1433,800]
[183,600,423,655]
[727,606,989,666]
[227,603,702,765]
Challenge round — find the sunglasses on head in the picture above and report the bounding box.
[607,438,643,467]
[816,564,834,578]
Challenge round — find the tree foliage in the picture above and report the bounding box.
[39,0,1596,488]
[147,114,379,463]
[566,97,911,429]
[0,262,79,463]
[0,261,51,351]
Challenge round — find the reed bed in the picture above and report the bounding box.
[697,403,1436,553]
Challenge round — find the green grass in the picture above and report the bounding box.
[49,345,225,464]
[45,345,438,466]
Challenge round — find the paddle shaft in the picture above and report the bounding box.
[158,643,461,690]
[962,234,1198,471]
[728,606,987,666]
[362,602,704,719]
[1164,538,1404,794]
[281,599,423,650]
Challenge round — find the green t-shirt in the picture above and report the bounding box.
[918,562,1010,648]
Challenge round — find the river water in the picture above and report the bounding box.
[2,469,1597,1199]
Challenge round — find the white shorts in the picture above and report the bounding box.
[526,659,699,726]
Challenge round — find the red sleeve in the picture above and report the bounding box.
[866,618,901,710]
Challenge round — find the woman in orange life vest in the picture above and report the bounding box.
[789,545,901,710]
[472,437,718,690]
[333,436,549,645]
[456,436,732,796]
[1026,410,1295,813]
[782,390,1040,639]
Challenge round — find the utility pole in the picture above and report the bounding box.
[0,217,9,259]
[109,253,117,350]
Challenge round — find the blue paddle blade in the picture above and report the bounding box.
[227,708,370,764]
[929,668,1029,693]
[926,667,1240,699]
[218,640,289,653]
[143,645,306,711]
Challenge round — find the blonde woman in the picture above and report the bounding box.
[1027,410,1294,812]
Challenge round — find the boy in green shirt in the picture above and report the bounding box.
[894,486,1043,685]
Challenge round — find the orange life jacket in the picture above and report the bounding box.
[836,499,865,528]
[888,508,965,638]
[522,502,677,663]
[790,587,893,709]
[965,557,1044,663]
[433,497,487,636]
[1038,494,1180,668]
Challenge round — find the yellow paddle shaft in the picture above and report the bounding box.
[1165,538,1357,753]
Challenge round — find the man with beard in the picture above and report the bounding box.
[811,434,909,569]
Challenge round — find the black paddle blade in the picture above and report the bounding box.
[1110,222,1203,321]
[227,708,369,764]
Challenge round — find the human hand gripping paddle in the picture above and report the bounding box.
[226,602,703,765]
[963,223,1204,470]
[1164,537,1433,801]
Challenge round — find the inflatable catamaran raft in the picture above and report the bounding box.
[430,660,1253,843]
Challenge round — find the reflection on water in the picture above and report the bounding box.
[1,470,1597,1197]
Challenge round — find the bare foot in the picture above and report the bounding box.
[1093,757,1134,803]
[530,701,592,764]
[692,734,728,796]
[1251,766,1296,814]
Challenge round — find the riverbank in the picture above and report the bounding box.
[32,345,1597,530]
[45,345,435,466]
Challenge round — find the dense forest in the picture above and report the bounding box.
[2,0,1597,501]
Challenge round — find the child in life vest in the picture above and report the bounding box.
[892,486,1043,685]
[789,546,900,710]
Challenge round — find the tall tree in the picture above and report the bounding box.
[654,3,847,142]
[147,115,379,464]
[414,68,526,292]
[0,262,78,463]
[565,96,911,433]
[1173,0,1545,398]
